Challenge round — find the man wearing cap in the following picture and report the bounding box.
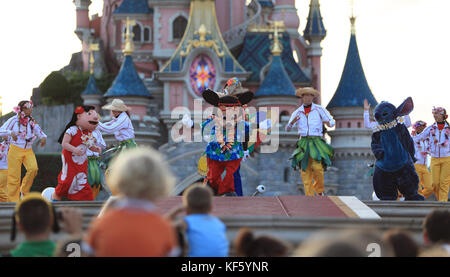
[201,78,254,196]
[286,87,335,196]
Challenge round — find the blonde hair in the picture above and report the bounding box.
[106,147,175,201]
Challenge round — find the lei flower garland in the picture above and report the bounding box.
[13,101,37,142]
[430,124,450,148]
[372,116,406,133]
[81,132,96,148]
[0,141,8,160]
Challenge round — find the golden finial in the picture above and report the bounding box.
[269,21,284,56]
[350,0,357,34]
[122,17,136,56]
[89,43,99,74]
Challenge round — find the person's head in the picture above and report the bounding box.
[432,107,448,123]
[102,99,131,118]
[413,121,427,134]
[423,209,450,245]
[234,228,291,257]
[15,100,33,117]
[11,193,60,241]
[293,232,366,257]
[296,87,319,106]
[382,229,419,257]
[58,105,98,144]
[183,184,213,215]
[107,147,175,201]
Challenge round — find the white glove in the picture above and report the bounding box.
[242,150,250,162]
[182,113,193,128]
[259,119,271,130]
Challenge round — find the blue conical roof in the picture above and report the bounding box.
[82,74,102,96]
[327,34,377,109]
[104,55,151,98]
[255,55,296,97]
[113,0,153,14]
[303,0,326,42]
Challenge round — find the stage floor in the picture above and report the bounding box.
[154,196,381,219]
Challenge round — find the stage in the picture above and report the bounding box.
[154,196,381,219]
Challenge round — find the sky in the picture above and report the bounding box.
[0,0,449,125]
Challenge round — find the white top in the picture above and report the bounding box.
[412,134,430,165]
[0,115,47,149]
[0,140,9,170]
[413,122,450,158]
[363,111,412,129]
[97,112,135,141]
[87,129,106,157]
[287,103,335,137]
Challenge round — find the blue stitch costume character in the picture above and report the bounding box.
[370,97,424,201]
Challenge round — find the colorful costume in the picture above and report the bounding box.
[87,129,106,199]
[370,97,424,201]
[1,102,47,202]
[56,126,95,201]
[413,109,450,201]
[97,99,136,167]
[287,88,335,196]
[411,121,433,198]
[0,130,12,202]
[201,77,254,196]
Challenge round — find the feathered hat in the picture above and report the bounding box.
[202,77,253,107]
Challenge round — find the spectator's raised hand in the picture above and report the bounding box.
[364,99,371,111]
[59,207,83,236]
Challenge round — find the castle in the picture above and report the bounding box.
[52,0,379,199]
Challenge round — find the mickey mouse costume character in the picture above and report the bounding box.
[201,78,253,196]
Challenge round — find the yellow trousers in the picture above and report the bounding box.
[415,163,433,199]
[0,169,7,202]
[430,156,450,202]
[300,158,325,196]
[7,145,38,203]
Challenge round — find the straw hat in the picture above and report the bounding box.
[296,87,320,98]
[102,99,131,112]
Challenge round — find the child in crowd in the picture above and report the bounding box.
[413,107,450,201]
[411,121,433,199]
[167,184,229,257]
[382,229,419,257]
[83,147,179,257]
[423,209,450,253]
[233,228,290,257]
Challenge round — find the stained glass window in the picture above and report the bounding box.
[190,54,216,97]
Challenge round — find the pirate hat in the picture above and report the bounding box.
[202,77,253,107]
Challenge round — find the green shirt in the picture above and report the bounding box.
[10,240,56,257]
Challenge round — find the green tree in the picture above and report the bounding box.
[39,71,72,105]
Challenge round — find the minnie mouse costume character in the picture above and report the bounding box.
[201,78,253,196]
[370,97,424,201]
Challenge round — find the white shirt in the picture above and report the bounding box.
[413,122,450,158]
[87,129,106,157]
[97,112,135,141]
[412,134,430,165]
[0,140,9,170]
[287,103,335,137]
[0,115,47,149]
[363,111,412,129]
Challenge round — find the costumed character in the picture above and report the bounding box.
[200,77,254,196]
[43,106,100,201]
[97,99,136,168]
[286,87,335,196]
[412,107,450,201]
[411,121,433,199]
[87,129,107,199]
[1,100,47,202]
[370,97,424,201]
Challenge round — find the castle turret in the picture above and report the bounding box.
[327,15,378,200]
[81,43,103,112]
[303,0,326,103]
[73,0,92,41]
[271,0,300,38]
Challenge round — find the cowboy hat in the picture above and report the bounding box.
[296,87,320,98]
[202,77,254,107]
[102,99,131,112]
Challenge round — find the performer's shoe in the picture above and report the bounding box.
[221,192,238,197]
[317,192,326,196]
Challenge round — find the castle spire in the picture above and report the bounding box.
[89,43,99,74]
[270,21,284,56]
[303,0,326,43]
